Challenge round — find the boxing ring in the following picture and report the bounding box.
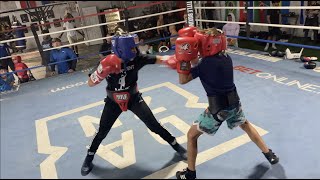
[1,1,320,179]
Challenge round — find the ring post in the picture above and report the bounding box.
[245,1,250,38]
[30,24,46,66]
[124,8,130,32]
[186,1,196,27]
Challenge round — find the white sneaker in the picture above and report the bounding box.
[264,46,269,51]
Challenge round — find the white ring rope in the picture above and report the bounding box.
[43,21,186,52]
[0,36,35,44]
[196,19,246,25]
[195,19,320,30]
[130,21,186,34]
[128,8,186,21]
[195,6,320,10]
[0,8,186,45]
[249,22,320,30]
[0,9,186,60]
[0,20,185,60]
[0,19,126,44]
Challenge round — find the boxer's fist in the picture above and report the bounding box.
[178,26,197,37]
[175,37,199,62]
[90,54,122,84]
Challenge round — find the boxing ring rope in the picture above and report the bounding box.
[227,35,320,50]
[0,0,170,60]
[194,6,320,10]
[0,4,186,75]
[1,33,179,76]
[0,8,186,46]
[195,19,320,30]
[1,2,319,76]
[0,8,186,60]
[0,1,168,34]
[196,20,246,25]
[42,20,185,52]
[194,4,320,51]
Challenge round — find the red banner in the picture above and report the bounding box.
[20,1,37,9]
[239,1,247,22]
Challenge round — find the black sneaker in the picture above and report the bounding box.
[176,168,196,179]
[81,151,95,176]
[170,139,187,160]
[263,149,279,165]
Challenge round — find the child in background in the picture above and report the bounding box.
[0,65,15,92]
[13,56,34,83]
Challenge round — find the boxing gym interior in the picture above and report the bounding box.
[0,1,319,179]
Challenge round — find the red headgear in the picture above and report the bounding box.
[13,56,22,63]
[194,29,227,58]
[178,26,197,37]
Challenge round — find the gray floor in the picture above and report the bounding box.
[1,48,320,179]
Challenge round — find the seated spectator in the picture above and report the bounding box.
[169,25,178,49]
[222,13,240,47]
[50,38,77,74]
[99,33,113,59]
[157,14,169,50]
[138,37,152,55]
[13,56,34,83]
[0,65,15,92]
[41,29,56,76]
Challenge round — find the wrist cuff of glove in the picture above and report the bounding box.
[178,61,191,74]
[90,71,103,84]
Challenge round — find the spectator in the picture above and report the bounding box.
[41,29,56,76]
[11,20,26,53]
[157,14,168,50]
[0,34,15,73]
[304,1,319,42]
[204,2,215,28]
[169,25,178,49]
[223,13,240,47]
[0,65,15,92]
[99,33,113,59]
[137,37,153,55]
[50,38,77,74]
[59,13,84,56]
[13,56,33,83]
[2,23,16,53]
[264,1,281,51]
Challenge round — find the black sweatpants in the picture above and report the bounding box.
[88,93,175,153]
[304,17,319,41]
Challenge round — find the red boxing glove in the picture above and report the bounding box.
[90,54,122,84]
[178,26,197,37]
[175,37,199,62]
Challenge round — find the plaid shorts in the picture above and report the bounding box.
[193,102,246,135]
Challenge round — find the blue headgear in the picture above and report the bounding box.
[111,34,137,63]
